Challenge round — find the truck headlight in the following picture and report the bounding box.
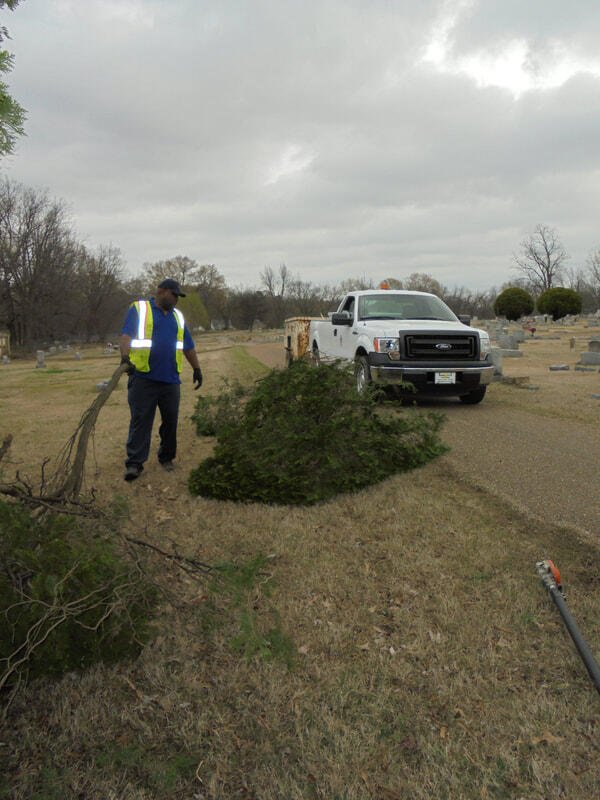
[374,337,400,360]
[479,333,491,358]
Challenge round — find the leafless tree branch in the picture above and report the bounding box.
[512,224,568,292]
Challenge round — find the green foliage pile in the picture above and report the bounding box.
[536,287,582,320]
[189,360,447,505]
[191,378,249,436]
[0,499,157,687]
[493,287,534,320]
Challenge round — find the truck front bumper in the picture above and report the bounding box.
[369,360,495,392]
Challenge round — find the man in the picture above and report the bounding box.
[119,278,203,481]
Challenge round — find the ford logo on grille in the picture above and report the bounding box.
[436,343,452,350]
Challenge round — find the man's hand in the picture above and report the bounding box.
[193,367,203,390]
[120,354,135,375]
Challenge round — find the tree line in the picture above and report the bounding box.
[1,180,599,348]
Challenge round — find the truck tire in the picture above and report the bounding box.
[355,355,371,393]
[459,386,486,404]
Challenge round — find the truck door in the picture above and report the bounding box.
[333,295,356,360]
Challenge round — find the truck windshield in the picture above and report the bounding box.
[358,293,457,322]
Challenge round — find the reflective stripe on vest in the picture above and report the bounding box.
[173,308,185,372]
[129,300,186,373]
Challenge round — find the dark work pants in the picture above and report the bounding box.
[125,374,180,469]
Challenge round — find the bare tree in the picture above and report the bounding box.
[586,249,600,297]
[403,272,445,296]
[443,286,496,318]
[513,224,568,292]
[192,263,228,321]
[137,258,228,322]
[260,266,277,297]
[337,276,375,294]
[565,252,600,312]
[0,180,80,345]
[260,263,289,297]
[139,255,200,292]
[75,245,126,341]
[258,264,291,326]
[226,287,268,329]
[382,277,403,288]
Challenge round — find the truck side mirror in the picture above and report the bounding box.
[458,314,471,326]
[331,311,353,326]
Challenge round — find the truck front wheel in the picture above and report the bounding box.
[355,356,371,393]
[459,386,486,404]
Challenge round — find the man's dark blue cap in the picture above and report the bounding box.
[158,278,186,297]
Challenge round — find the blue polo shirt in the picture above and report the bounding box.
[122,297,195,384]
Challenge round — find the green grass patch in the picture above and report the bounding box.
[230,345,270,380]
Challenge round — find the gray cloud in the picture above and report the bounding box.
[2,0,600,290]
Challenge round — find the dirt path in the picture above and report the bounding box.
[246,340,600,539]
[244,341,286,369]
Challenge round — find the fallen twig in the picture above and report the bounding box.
[124,535,215,581]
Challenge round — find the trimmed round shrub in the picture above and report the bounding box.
[0,500,157,685]
[188,360,447,505]
[536,287,582,321]
[493,287,534,320]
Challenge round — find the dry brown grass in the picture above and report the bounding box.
[1,332,600,799]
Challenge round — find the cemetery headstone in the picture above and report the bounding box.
[498,333,518,349]
[490,348,503,377]
[578,339,600,365]
[35,350,46,369]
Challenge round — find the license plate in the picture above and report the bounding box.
[435,372,456,384]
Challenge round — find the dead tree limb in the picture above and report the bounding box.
[50,362,129,500]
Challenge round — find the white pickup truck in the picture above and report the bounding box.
[285,289,494,403]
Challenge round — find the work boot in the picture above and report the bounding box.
[160,461,176,472]
[124,465,142,481]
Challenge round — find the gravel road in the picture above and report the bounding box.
[438,402,600,538]
[246,340,599,539]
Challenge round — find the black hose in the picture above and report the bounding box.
[549,584,600,695]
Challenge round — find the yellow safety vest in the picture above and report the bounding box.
[129,300,185,373]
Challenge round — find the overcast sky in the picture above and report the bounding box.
[3,0,600,290]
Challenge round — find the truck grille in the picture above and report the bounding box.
[403,333,477,360]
